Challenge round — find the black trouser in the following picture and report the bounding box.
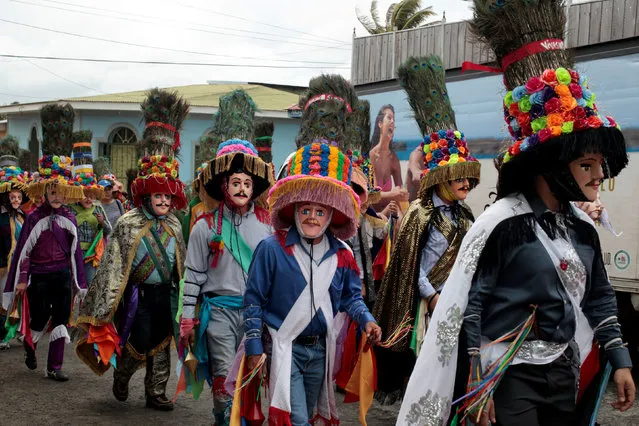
[28,269,72,332]
[493,352,576,426]
[128,283,172,355]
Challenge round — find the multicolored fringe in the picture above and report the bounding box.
[451,305,538,425]
[378,312,413,349]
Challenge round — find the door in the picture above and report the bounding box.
[110,144,138,190]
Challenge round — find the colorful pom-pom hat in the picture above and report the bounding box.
[0,163,29,195]
[397,55,481,198]
[27,103,85,202]
[130,88,190,211]
[200,139,274,203]
[269,142,360,241]
[468,0,627,185]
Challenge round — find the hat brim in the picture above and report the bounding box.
[268,175,360,240]
[202,152,274,202]
[418,160,481,199]
[130,176,187,210]
[27,177,85,203]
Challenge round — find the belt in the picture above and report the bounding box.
[294,335,325,346]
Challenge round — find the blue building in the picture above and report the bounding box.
[0,82,304,188]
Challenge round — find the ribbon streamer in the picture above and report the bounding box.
[146,121,181,151]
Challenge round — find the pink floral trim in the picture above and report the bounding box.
[216,144,257,158]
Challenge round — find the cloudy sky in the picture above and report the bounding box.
[0,0,476,105]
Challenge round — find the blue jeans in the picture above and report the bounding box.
[290,339,326,426]
[84,263,96,288]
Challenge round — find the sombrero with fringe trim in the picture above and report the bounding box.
[0,164,29,194]
[268,142,360,241]
[200,139,274,203]
[27,104,85,202]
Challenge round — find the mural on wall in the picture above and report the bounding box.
[369,104,409,209]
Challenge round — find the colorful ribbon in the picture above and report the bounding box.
[304,93,353,113]
[462,38,565,75]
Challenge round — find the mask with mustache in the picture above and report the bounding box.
[223,172,253,208]
[145,193,172,217]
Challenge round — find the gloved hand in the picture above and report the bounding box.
[179,318,198,347]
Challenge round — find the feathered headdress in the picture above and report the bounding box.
[397,55,480,197]
[469,0,627,182]
[27,103,84,202]
[130,88,190,210]
[70,130,103,199]
[295,74,357,150]
[197,89,258,166]
[253,120,274,164]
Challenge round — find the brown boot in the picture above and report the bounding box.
[145,394,174,411]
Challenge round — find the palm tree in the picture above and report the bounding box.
[356,0,436,35]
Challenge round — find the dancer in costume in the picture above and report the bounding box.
[239,143,382,425]
[2,103,87,381]
[398,2,635,424]
[98,173,125,227]
[0,150,30,350]
[372,55,481,406]
[70,131,110,287]
[75,89,188,411]
[178,139,274,425]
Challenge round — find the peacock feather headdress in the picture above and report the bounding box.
[253,120,274,164]
[397,55,480,196]
[130,88,190,210]
[469,0,626,181]
[295,74,357,150]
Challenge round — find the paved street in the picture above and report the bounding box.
[0,339,638,425]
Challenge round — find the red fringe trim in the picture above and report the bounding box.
[255,205,271,225]
[310,414,340,425]
[268,406,292,426]
[276,230,293,255]
[337,248,360,274]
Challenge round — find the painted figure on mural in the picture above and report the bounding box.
[369,105,409,211]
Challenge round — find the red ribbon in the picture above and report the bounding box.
[256,146,272,152]
[462,38,566,75]
[145,121,181,151]
[304,93,353,113]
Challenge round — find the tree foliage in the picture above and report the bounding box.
[356,0,436,35]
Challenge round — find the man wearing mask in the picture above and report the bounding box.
[2,103,87,381]
[179,139,274,425]
[240,143,381,425]
[75,89,188,411]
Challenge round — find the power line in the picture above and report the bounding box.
[34,0,349,48]
[24,59,107,94]
[174,1,349,45]
[0,54,351,69]
[0,18,348,65]
[0,91,43,99]
[11,0,349,50]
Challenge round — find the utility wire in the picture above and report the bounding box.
[174,1,348,45]
[11,0,349,50]
[0,91,43,99]
[0,18,348,65]
[24,59,106,94]
[0,54,351,69]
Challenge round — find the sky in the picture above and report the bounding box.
[0,0,476,105]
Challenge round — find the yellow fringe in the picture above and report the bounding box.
[418,161,481,200]
[27,179,87,203]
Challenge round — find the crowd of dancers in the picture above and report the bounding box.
[1,1,638,425]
